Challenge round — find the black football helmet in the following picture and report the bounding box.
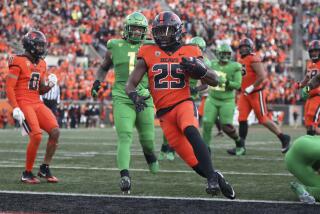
[152,11,182,50]
[238,38,254,57]
[22,30,47,59]
[308,40,320,62]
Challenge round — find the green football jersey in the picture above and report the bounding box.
[189,57,211,100]
[107,39,150,102]
[209,60,242,100]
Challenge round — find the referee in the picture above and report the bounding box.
[41,84,60,116]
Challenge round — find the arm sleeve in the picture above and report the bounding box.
[6,66,20,108]
[226,64,242,90]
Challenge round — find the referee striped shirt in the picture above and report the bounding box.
[41,84,60,104]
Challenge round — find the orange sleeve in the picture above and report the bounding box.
[137,45,147,60]
[194,46,203,58]
[6,65,21,108]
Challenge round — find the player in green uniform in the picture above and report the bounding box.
[202,43,245,155]
[285,135,320,204]
[158,36,209,161]
[91,12,159,194]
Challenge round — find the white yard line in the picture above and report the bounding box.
[0,164,291,176]
[0,190,306,205]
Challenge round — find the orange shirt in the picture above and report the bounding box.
[306,60,320,96]
[239,53,263,91]
[8,55,46,104]
[137,44,202,110]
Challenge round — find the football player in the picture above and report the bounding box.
[285,135,320,204]
[158,36,209,161]
[91,12,158,194]
[125,11,235,199]
[229,38,291,155]
[202,43,244,155]
[295,40,320,135]
[6,30,60,184]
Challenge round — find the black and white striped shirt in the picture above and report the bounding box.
[41,85,60,104]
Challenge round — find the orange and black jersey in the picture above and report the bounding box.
[7,55,46,105]
[306,60,320,97]
[137,44,202,111]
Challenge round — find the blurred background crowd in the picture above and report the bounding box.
[0,0,318,128]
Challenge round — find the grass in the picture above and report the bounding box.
[0,126,306,201]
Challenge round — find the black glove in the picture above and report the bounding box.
[190,87,198,95]
[91,80,101,97]
[180,57,207,78]
[128,91,149,112]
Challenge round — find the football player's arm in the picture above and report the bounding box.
[226,67,242,90]
[125,59,147,94]
[6,67,20,108]
[96,51,113,81]
[251,62,266,88]
[92,51,113,97]
[201,66,222,87]
[308,73,320,90]
[195,81,208,92]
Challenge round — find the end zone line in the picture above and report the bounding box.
[0,164,292,176]
[0,190,311,205]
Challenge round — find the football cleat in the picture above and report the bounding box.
[166,152,175,161]
[158,152,166,161]
[290,182,315,204]
[21,171,40,184]
[119,176,131,194]
[227,147,246,156]
[206,173,220,196]
[216,171,236,199]
[149,161,160,174]
[281,135,291,154]
[38,164,58,183]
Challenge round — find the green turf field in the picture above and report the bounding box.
[0,126,307,202]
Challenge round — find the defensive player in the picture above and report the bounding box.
[202,43,244,155]
[91,12,158,194]
[158,36,208,161]
[285,135,320,204]
[228,38,291,155]
[126,11,235,199]
[6,30,60,184]
[295,40,320,135]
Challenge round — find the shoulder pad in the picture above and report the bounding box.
[107,39,123,49]
[8,55,25,67]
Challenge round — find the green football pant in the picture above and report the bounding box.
[285,135,320,200]
[113,100,155,170]
[202,96,235,146]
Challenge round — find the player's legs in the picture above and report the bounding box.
[135,105,158,173]
[220,100,245,155]
[250,91,290,153]
[304,97,320,136]
[285,135,320,202]
[159,134,175,161]
[37,103,59,182]
[113,101,136,193]
[19,104,42,184]
[202,97,218,150]
[237,93,252,142]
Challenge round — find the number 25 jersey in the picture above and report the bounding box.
[137,44,202,110]
[8,55,46,104]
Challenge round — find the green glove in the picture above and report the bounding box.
[218,75,227,87]
[301,87,309,101]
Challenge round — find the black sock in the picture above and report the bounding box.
[143,152,157,164]
[277,133,286,142]
[215,119,222,132]
[161,144,168,153]
[239,121,248,140]
[184,126,214,179]
[192,164,206,178]
[120,169,129,177]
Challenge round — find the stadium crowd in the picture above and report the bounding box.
[302,1,320,48]
[0,0,310,111]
